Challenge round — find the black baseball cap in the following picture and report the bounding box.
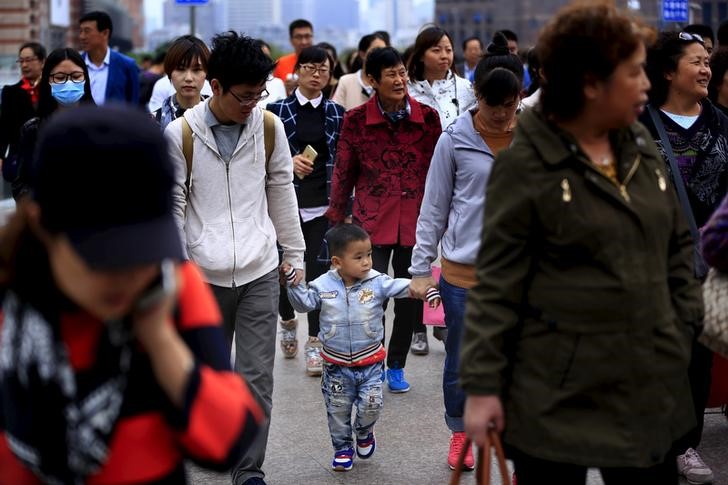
[32,104,184,270]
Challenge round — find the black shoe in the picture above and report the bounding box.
[242,478,266,485]
[433,326,448,344]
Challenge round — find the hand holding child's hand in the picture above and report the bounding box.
[426,287,441,309]
[279,263,293,285]
[279,262,303,286]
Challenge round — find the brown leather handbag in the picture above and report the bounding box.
[449,430,511,485]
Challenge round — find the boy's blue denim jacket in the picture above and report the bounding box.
[287,269,410,366]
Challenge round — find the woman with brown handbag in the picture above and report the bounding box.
[460,3,703,484]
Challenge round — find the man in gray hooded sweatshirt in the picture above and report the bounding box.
[165,32,305,485]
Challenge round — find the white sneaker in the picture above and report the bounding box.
[304,337,323,376]
[677,448,714,484]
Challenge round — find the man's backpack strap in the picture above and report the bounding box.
[183,111,274,192]
[181,117,194,192]
[263,110,275,165]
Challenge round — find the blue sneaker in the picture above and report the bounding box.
[386,368,410,393]
[356,431,376,459]
[332,447,354,471]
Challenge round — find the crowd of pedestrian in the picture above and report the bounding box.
[0,2,727,484]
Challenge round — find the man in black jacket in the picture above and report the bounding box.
[0,42,45,183]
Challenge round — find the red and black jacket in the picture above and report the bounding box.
[0,262,264,484]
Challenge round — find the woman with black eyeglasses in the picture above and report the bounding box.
[641,31,728,485]
[267,46,346,376]
[12,48,96,200]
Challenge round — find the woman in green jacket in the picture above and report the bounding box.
[460,4,703,484]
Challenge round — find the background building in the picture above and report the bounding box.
[0,0,140,86]
[435,0,710,58]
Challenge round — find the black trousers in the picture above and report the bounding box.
[371,244,422,369]
[674,335,714,452]
[278,215,329,337]
[511,448,678,485]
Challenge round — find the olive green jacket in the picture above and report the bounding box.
[460,108,703,468]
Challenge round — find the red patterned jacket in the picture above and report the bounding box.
[0,262,264,484]
[325,95,441,246]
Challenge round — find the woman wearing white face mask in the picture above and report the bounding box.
[12,48,95,200]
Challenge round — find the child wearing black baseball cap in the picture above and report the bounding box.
[0,105,264,483]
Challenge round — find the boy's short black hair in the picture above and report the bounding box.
[326,224,370,257]
[289,19,313,37]
[208,31,276,92]
[80,11,113,37]
[365,47,404,83]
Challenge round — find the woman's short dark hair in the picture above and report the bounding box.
[646,31,706,107]
[207,31,276,92]
[474,33,523,85]
[365,47,404,83]
[295,46,333,71]
[407,26,455,81]
[163,35,210,78]
[37,48,95,120]
[709,48,728,103]
[358,33,388,53]
[350,33,388,73]
[326,224,369,257]
[19,42,46,61]
[475,67,521,106]
[317,42,344,80]
[537,2,653,121]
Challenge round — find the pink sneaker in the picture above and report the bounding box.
[448,432,474,471]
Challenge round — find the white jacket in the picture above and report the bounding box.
[165,99,305,288]
[407,71,476,130]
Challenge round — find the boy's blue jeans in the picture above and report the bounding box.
[321,361,384,451]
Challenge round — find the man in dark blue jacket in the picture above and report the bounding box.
[79,11,139,105]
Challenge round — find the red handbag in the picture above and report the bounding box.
[422,266,445,326]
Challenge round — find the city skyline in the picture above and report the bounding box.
[145,0,435,48]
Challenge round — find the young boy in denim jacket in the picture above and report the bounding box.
[281,224,440,471]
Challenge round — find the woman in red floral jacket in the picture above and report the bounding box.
[326,47,442,393]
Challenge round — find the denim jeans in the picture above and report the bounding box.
[321,361,385,451]
[440,276,468,433]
